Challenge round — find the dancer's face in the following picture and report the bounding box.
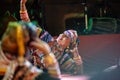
[57,34,70,48]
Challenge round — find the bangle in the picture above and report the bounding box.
[20,10,27,13]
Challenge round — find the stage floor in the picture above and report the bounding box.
[61,74,89,80]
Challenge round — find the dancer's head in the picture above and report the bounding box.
[57,29,79,48]
[1,21,37,58]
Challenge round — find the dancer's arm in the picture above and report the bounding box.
[20,0,30,22]
[30,38,61,78]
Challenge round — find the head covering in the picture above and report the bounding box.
[63,30,74,42]
[63,29,79,43]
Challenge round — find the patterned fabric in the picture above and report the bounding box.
[29,49,61,79]
[63,30,81,64]
[51,41,78,74]
[53,30,83,74]
[24,40,61,78]
[25,28,82,74]
[39,29,54,43]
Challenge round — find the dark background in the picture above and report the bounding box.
[0,0,120,35]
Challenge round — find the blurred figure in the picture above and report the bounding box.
[0,21,61,80]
